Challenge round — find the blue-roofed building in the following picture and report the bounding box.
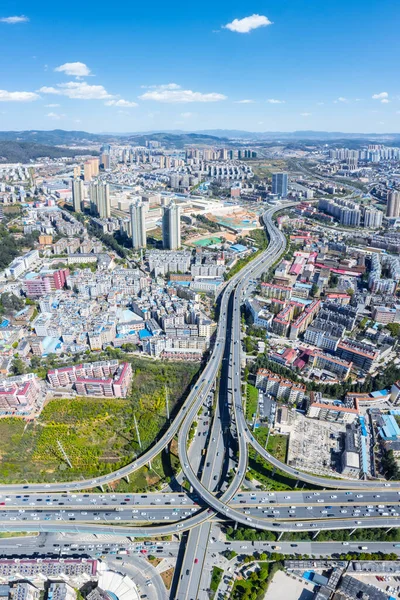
[359,416,368,437]
[360,436,368,475]
[230,243,248,253]
[139,329,152,340]
[371,389,390,398]
[379,414,400,441]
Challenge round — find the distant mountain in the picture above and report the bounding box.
[0,129,111,146]
[124,132,229,148]
[0,141,98,163]
[0,128,400,148]
[197,129,400,142]
[0,129,228,148]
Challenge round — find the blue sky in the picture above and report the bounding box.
[0,0,399,133]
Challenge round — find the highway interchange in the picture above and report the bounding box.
[2,202,400,598]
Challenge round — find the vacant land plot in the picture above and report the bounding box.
[264,570,314,600]
[0,359,199,486]
[287,412,343,476]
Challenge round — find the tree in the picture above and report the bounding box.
[387,322,400,338]
[11,357,26,375]
[310,283,319,298]
[0,292,24,312]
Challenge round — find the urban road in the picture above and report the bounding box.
[2,203,400,598]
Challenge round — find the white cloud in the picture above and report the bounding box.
[180,112,194,118]
[316,102,325,105]
[267,98,285,104]
[105,99,138,108]
[39,81,113,100]
[45,103,60,107]
[300,112,312,117]
[54,62,91,77]
[372,92,388,99]
[372,92,390,103]
[142,83,180,90]
[333,97,348,103]
[46,112,65,120]
[0,89,39,102]
[139,84,226,103]
[223,14,273,33]
[0,15,29,24]
[234,99,255,104]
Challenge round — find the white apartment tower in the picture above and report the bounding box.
[90,182,110,218]
[386,190,400,218]
[162,202,181,250]
[130,200,147,249]
[72,178,84,213]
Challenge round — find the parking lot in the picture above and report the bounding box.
[351,573,400,598]
[287,413,344,476]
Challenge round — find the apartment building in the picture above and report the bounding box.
[256,368,306,403]
[336,339,379,372]
[48,360,132,398]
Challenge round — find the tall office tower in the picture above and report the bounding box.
[165,157,171,168]
[386,190,400,218]
[84,161,92,182]
[73,165,81,179]
[72,178,84,213]
[162,203,181,250]
[220,148,228,160]
[272,172,288,198]
[130,200,147,249]
[90,182,110,218]
[159,155,165,169]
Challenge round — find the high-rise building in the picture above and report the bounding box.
[100,153,110,170]
[386,190,400,218]
[73,165,81,179]
[130,200,147,249]
[363,207,383,229]
[84,161,93,182]
[72,178,84,213]
[90,182,110,218]
[90,157,100,177]
[162,203,181,250]
[272,172,288,198]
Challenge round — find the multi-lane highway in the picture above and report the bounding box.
[1,201,400,600]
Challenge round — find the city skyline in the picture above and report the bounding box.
[0,0,399,133]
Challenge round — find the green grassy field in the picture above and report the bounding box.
[245,384,258,421]
[0,358,199,488]
[266,434,288,463]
